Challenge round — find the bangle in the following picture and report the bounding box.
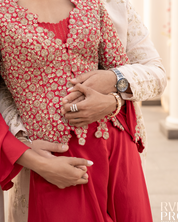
[108,93,122,117]
[16,136,32,144]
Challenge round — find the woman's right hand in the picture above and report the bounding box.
[62,83,124,127]
[16,139,93,188]
[39,156,93,188]
[27,139,90,181]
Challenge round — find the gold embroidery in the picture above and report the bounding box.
[0,0,129,145]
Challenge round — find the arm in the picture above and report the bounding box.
[0,80,93,190]
[61,0,130,126]
[16,148,93,189]
[71,0,166,100]
[62,0,167,126]
[0,114,93,190]
[100,0,166,100]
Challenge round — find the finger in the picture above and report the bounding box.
[70,70,97,84]
[69,157,94,167]
[72,122,89,128]
[62,91,83,104]
[68,117,85,123]
[75,178,88,185]
[69,121,86,128]
[62,96,85,114]
[41,141,69,153]
[68,83,93,97]
[69,120,86,127]
[76,165,87,171]
[63,101,85,114]
[73,167,89,182]
[72,95,85,104]
[82,173,89,179]
[64,110,84,119]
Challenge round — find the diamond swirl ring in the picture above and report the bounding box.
[70,104,78,112]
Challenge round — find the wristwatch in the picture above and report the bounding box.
[111,68,129,93]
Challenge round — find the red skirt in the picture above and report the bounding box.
[28,102,153,222]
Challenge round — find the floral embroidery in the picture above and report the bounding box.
[128,50,147,62]
[8,168,30,221]
[0,0,129,145]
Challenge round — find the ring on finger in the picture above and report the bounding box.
[70,104,78,112]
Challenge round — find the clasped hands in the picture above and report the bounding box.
[61,70,125,127]
[18,138,93,189]
[17,70,124,190]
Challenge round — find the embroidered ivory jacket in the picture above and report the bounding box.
[0,0,167,152]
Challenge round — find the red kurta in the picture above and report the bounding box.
[0,114,29,190]
[27,20,153,222]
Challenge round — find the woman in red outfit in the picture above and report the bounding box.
[0,113,92,190]
[0,112,92,221]
[0,0,153,221]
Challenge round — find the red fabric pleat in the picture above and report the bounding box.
[117,101,144,153]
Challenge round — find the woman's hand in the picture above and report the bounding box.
[17,148,93,189]
[15,131,69,159]
[61,83,119,127]
[26,139,89,177]
[39,156,92,188]
[15,136,94,187]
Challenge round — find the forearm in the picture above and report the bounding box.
[117,1,167,101]
[97,69,132,94]
[16,148,46,174]
[104,0,167,102]
[118,60,166,101]
[16,143,91,189]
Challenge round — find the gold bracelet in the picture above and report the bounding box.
[16,136,32,144]
[108,93,122,118]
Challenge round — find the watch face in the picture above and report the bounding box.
[116,78,128,93]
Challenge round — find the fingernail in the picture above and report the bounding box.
[67,87,73,92]
[82,173,89,179]
[63,98,68,103]
[87,160,94,166]
[72,78,76,82]
[62,144,69,150]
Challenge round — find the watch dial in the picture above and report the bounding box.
[117,78,128,92]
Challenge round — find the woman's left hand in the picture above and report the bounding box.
[61,83,118,127]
